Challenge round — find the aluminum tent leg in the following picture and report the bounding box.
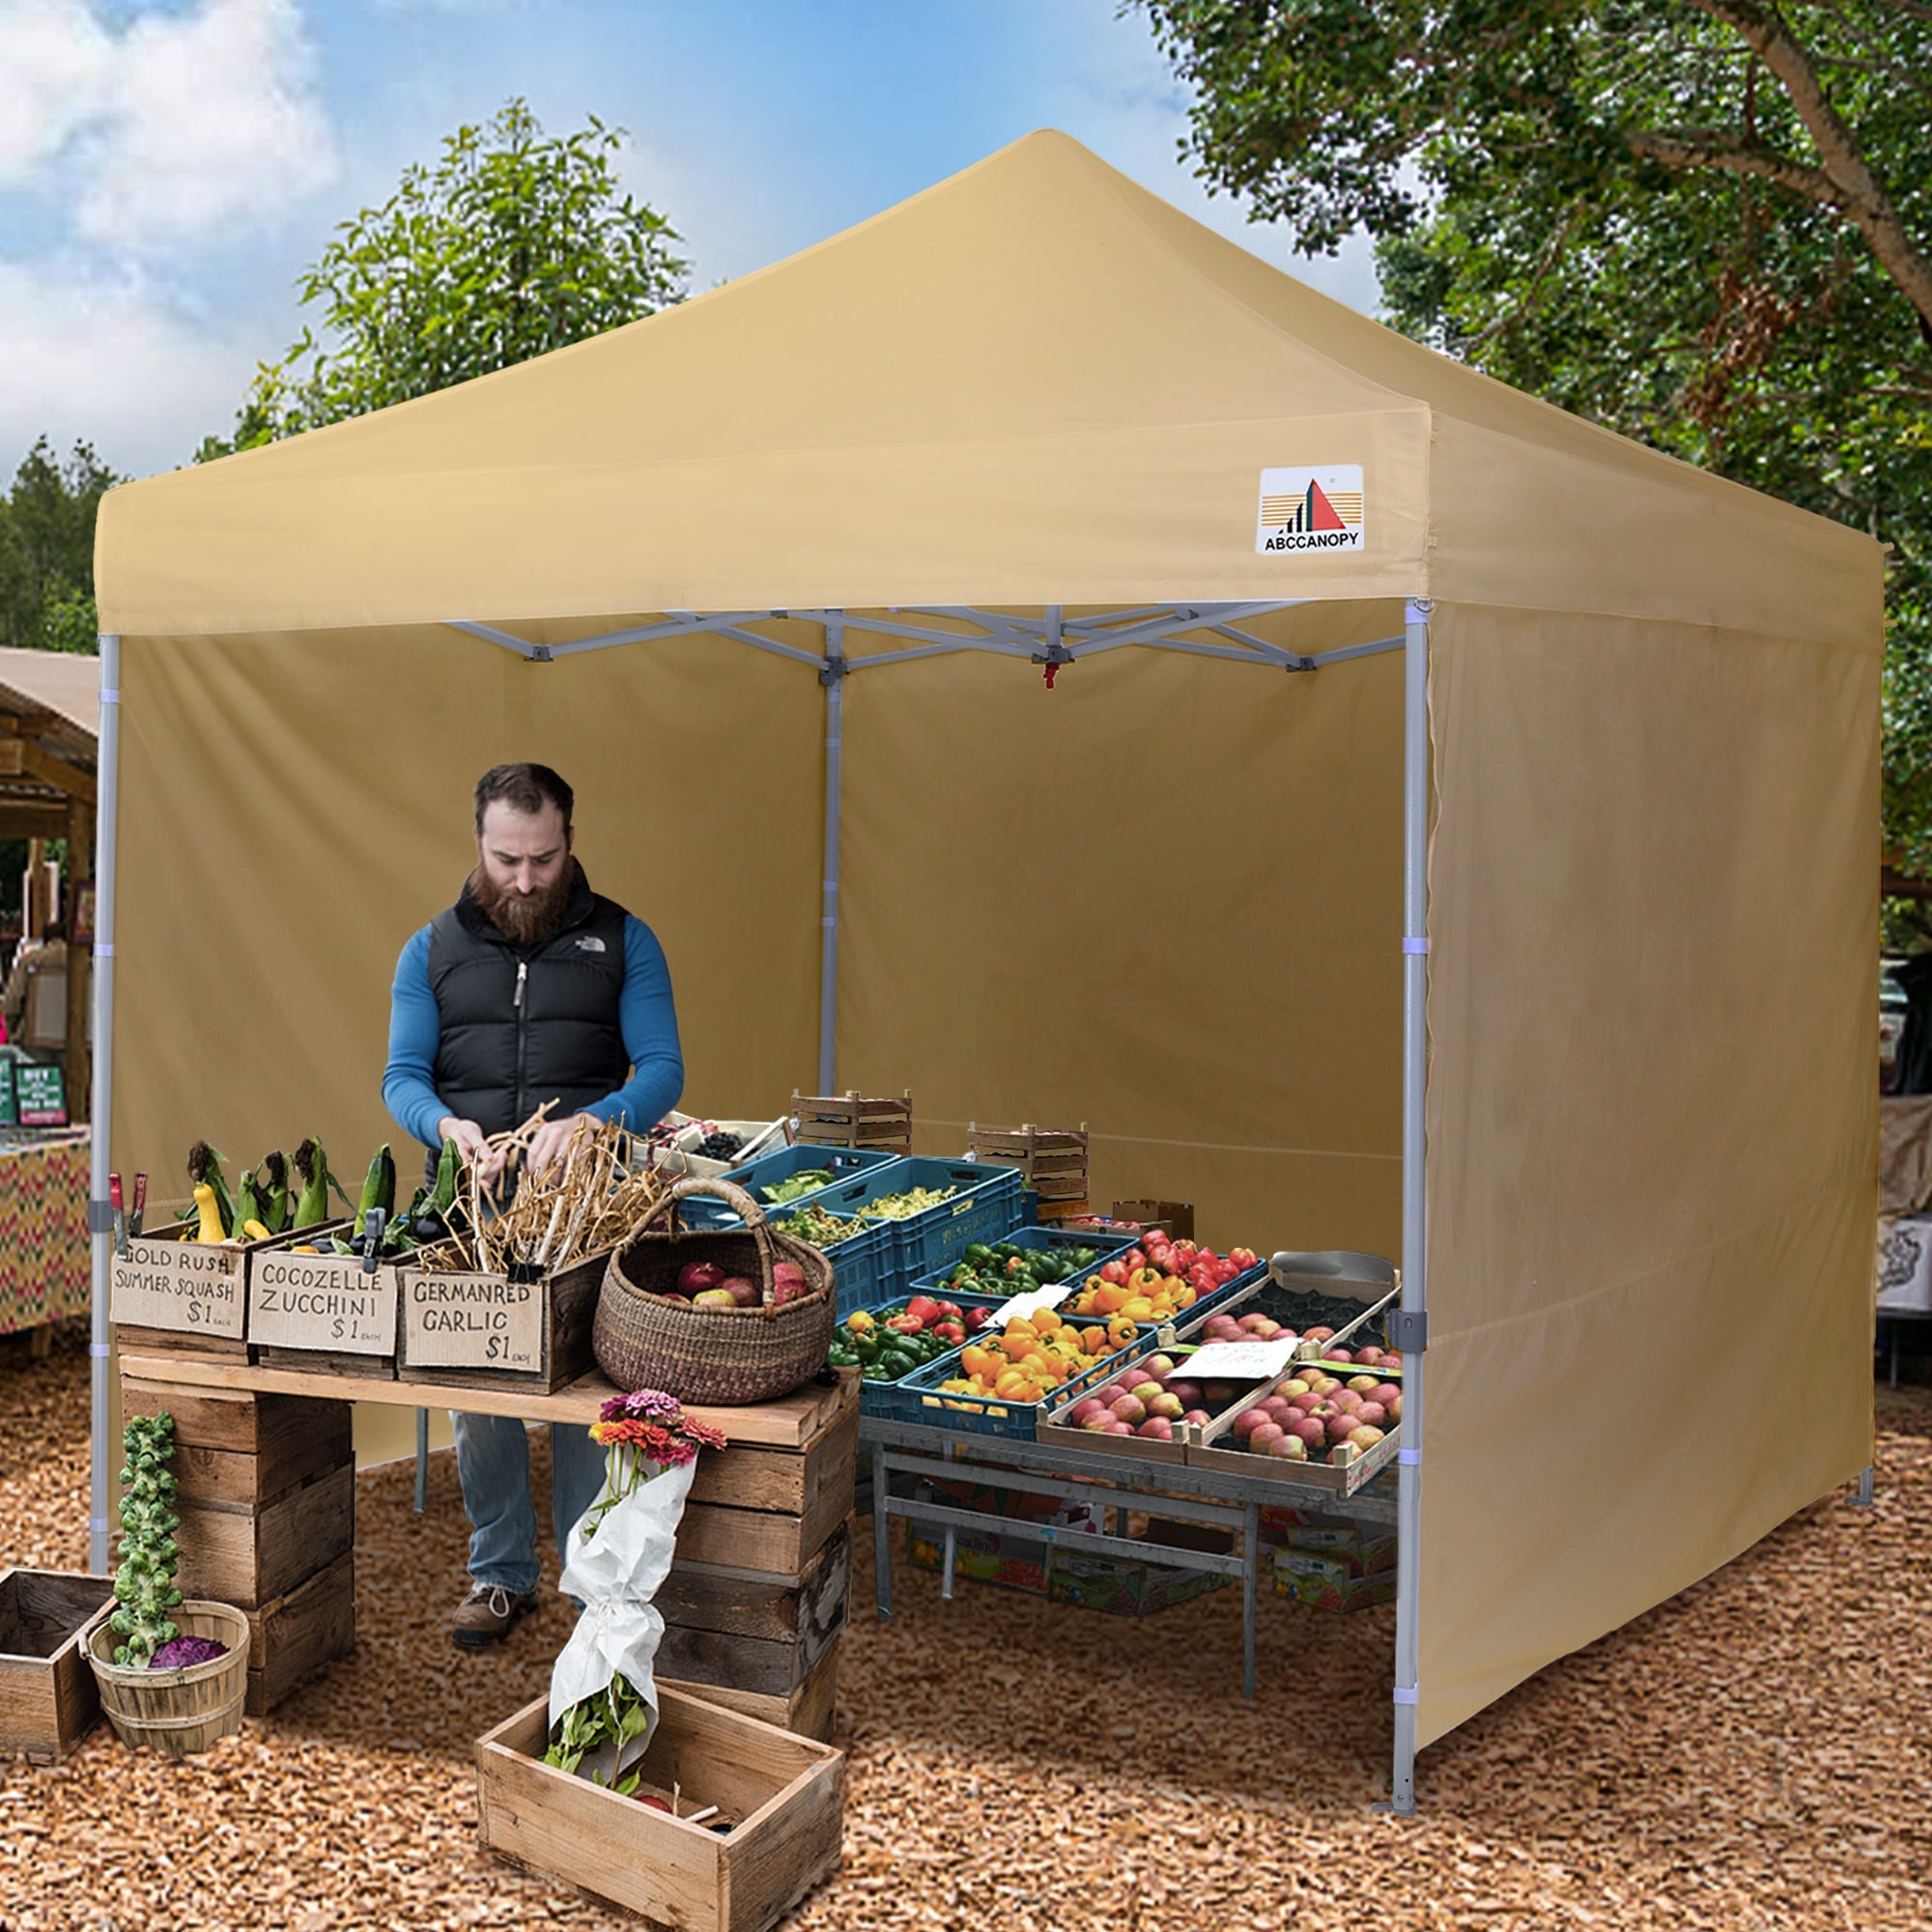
[1385,597,1431,1816]
[87,635,123,1576]
[818,616,845,1093]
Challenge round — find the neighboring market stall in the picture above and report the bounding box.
[90,128,1881,1813]
[0,650,97,1348]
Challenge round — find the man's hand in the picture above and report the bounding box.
[438,1116,507,1188]
[526,1112,602,1179]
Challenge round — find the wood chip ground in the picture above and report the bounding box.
[3,1320,1926,1931]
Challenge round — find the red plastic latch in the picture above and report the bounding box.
[1043,662,1059,690]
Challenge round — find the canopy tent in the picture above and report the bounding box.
[93,129,1881,1807]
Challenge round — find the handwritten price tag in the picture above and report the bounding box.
[1180,1338,1299,1381]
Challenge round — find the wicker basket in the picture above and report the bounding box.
[593,1177,835,1406]
[86,1601,250,1758]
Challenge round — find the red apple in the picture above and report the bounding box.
[1232,1406,1271,1439]
[677,1261,727,1295]
[1266,1433,1308,1461]
[1370,1383,1403,1408]
[1182,1409,1212,1427]
[1355,1402,1387,1429]
[1248,1423,1286,1454]
[719,1275,760,1308]
[1137,1418,1174,1440]
[1110,1395,1147,1426]
[1289,1416,1327,1449]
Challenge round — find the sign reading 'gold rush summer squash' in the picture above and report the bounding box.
[110,1227,246,1337]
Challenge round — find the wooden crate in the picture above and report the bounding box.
[395,1247,608,1393]
[249,1237,401,1378]
[965,1121,1090,1204]
[476,1686,845,1932]
[244,1551,355,1717]
[660,1645,838,1745]
[173,1457,355,1608]
[790,1089,912,1155]
[0,1569,110,1762]
[655,1526,849,1699]
[123,1380,354,1509]
[676,1409,857,1576]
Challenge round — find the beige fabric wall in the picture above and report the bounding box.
[112,625,824,1200]
[838,616,1406,1257]
[1418,603,1880,1747]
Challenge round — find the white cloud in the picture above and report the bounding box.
[0,0,113,180]
[0,0,337,247]
[0,258,264,473]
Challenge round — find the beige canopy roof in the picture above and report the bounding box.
[95,131,1881,1784]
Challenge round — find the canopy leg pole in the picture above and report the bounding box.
[87,634,123,1576]
[817,616,845,1093]
[1386,597,1431,1816]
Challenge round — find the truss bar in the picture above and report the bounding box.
[1207,623,1303,668]
[845,639,1033,671]
[447,620,542,657]
[1137,637,1309,668]
[545,611,779,656]
[707,625,827,668]
[826,612,1027,650]
[1309,633,1405,668]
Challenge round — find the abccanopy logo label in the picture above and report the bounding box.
[1256,467,1365,554]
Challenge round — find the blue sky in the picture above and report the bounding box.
[0,0,1379,478]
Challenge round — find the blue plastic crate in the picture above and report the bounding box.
[838,1288,1009,1417]
[761,1208,893,1320]
[693,1144,901,1224]
[856,1158,1028,1290]
[904,1226,1139,1303]
[875,1320,1164,1439]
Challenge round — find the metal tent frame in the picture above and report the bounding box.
[88,597,1429,1808]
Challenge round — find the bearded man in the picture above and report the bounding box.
[383,760,683,1647]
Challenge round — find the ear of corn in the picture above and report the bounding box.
[255,1151,290,1234]
[186,1144,237,1241]
[292,1137,345,1228]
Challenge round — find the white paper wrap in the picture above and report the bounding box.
[546,1450,696,1780]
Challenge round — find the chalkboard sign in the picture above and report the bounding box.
[0,1062,15,1127]
[15,1063,67,1127]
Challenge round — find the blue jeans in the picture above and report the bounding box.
[450,1411,611,1596]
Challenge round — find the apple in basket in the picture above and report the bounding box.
[719,1276,760,1308]
[771,1261,813,1306]
[693,1289,740,1309]
[678,1261,727,1296]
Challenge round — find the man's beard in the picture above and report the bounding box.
[469,860,576,946]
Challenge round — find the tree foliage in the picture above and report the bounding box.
[0,437,118,654]
[203,99,689,456]
[1138,0,1932,864]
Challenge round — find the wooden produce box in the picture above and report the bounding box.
[110,1220,259,1360]
[0,1569,110,1762]
[476,1686,845,1932]
[790,1088,912,1155]
[1036,1371,1190,1466]
[248,1231,400,1378]
[395,1246,610,1393]
[654,1382,856,1746]
[1186,1360,1404,1497]
[965,1121,1089,1205]
[123,1377,357,1703]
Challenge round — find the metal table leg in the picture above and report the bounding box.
[1856,1464,1875,1508]
[412,1407,429,1515]
[872,1443,894,1620]
[1242,1498,1260,1702]
[941,1524,956,1601]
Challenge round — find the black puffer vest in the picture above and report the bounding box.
[427,865,630,1141]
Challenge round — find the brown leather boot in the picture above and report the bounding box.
[450,1583,539,1649]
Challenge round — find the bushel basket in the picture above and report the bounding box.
[593,1177,835,1405]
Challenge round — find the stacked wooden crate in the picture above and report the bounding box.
[964,1121,1091,1220]
[122,1378,356,1718]
[789,1090,913,1157]
[654,1378,858,1742]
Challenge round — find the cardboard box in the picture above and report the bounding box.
[1272,1566,1396,1614]
[1111,1200,1196,1240]
[1266,1522,1398,1579]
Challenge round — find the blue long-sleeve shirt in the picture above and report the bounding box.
[382,916,684,1152]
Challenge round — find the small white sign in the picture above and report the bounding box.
[1183,1338,1299,1381]
[989,1283,1076,1327]
[1257,466,1366,554]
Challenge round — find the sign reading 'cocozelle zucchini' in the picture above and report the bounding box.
[405,1271,543,1372]
[111,1228,246,1337]
[249,1253,399,1354]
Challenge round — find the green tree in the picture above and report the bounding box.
[0,437,119,653]
[1138,0,1932,864]
[204,99,689,455]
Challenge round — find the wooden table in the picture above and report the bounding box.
[119,1350,858,1735]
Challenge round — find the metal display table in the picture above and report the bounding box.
[863,1414,1398,1701]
